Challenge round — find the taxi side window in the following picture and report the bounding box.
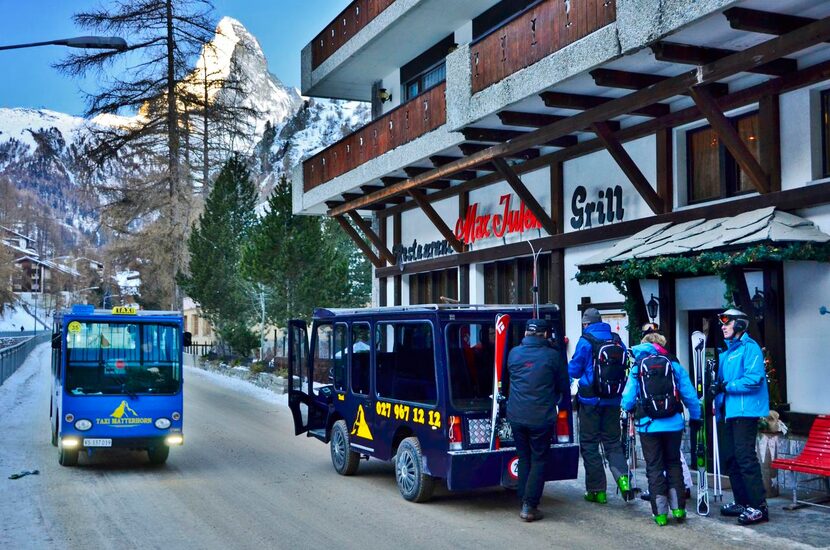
[351,322,371,395]
[375,321,437,405]
[332,323,348,391]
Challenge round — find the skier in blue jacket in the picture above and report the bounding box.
[711,308,770,526]
[568,308,630,503]
[621,329,701,526]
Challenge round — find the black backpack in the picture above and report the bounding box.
[636,353,681,419]
[583,333,628,398]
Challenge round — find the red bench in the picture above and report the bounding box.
[771,415,830,510]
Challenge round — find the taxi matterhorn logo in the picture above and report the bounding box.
[95,401,152,427]
[111,401,139,418]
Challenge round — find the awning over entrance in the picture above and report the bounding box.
[579,207,830,269]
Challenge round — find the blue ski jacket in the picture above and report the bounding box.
[620,342,701,433]
[568,322,624,407]
[506,336,567,427]
[714,332,769,421]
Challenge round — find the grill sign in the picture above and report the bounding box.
[570,185,625,230]
[454,194,542,245]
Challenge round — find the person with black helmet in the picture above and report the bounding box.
[506,318,568,522]
[712,308,770,525]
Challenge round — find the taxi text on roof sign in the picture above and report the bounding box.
[112,306,138,315]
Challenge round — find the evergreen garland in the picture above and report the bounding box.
[575,242,830,339]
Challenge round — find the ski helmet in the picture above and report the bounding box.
[718,308,749,333]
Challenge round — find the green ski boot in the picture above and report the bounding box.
[653,514,668,526]
[584,491,607,504]
[672,509,687,523]
[617,475,632,501]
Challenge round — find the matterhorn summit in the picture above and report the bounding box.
[185,17,303,149]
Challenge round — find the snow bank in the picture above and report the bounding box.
[185,364,288,408]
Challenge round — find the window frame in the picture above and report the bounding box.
[373,319,439,406]
[820,89,830,178]
[401,61,446,102]
[685,110,760,205]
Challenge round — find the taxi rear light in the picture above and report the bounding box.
[448,416,462,450]
[556,410,570,443]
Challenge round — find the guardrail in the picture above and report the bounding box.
[0,332,50,386]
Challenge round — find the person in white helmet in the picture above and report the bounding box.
[711,308,770,526]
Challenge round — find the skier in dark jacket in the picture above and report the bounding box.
[712,308,770,526]
[568,308,630,503]
[506,318,568,522]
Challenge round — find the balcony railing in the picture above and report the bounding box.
[303,82,447,192]
[312,0,396,70]
[470,0,616,94]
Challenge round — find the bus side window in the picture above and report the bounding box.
[351,322,371,395]
[332,323,348,391]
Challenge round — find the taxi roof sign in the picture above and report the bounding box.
[112,306,138,315]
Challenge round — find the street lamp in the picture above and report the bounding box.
[0,36,128,52]
[646,293,660,323]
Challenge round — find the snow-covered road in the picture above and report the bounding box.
[0,345,823,550]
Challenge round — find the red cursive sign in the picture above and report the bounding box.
[454,194,543,245]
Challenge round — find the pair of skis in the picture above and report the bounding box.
[489,243,543,451]
[622,411,641,501]
[690,331,723,516]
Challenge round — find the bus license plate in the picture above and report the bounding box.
[83,438,112,447]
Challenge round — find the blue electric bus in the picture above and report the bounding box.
[287,304,579,502]
[50,304,190,466]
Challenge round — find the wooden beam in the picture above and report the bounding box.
[591,68,729,97]
[431,155,497,172]
[492,158,558,236]
[325,200,344,209]
[591,121,665,214]
[540,91,670,118]
[689,86,770,194]
[550,161,564,234]
[329,17,830,216]
[360,184,383,194]
[347,211,395,265]
[498,110,565,128]
[462,126,577,148]
[335,215,382,268]
[759,94,782,192]
[459,142,540,160]
[656,127,673,214]
[402,167,453,189]
[651,41,797,77]
[381,176,405,187]
[724,7,829,42]
[407,189,464,253]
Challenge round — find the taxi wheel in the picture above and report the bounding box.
[58,446,79,467]
[395,437,435,503]
[330,420,360,476]
[148,445,170,465]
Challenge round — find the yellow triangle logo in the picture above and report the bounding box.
[351,404,373,441]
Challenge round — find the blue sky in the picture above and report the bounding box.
[0,0,346,116]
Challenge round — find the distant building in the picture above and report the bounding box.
[182,297,216,347]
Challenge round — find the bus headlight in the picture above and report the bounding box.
[165,434,184,446]
[61,437,79,449]
[155,418,171,429]
[74,419,92,431]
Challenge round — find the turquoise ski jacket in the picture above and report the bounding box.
[620,342,701,433]
[714,332,769,421]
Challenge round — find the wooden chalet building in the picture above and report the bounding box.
[292,0,830,435]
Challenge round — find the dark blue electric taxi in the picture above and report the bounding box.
[287,304,578,502]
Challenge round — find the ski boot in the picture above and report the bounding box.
[617,475,633,501]
[653,514,668,526]
[737,505,769,526]
[584,491,607,504]
[671,509,687,523]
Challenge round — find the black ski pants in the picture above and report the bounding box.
[578,404,627,492]
[510,421,554,509]
[640,430,685,514]
[718,417,766,508]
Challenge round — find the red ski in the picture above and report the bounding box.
[490,313,511,451]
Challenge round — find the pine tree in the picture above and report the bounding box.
[179,154,257,354]
[241,176,371,327]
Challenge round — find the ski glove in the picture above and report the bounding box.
[709,379,726,399]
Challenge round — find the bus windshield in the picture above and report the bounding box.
[65,321,181,396]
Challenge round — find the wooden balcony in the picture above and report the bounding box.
[470,0,616,94]
[311,0,397,70]
[303,82,447,192]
